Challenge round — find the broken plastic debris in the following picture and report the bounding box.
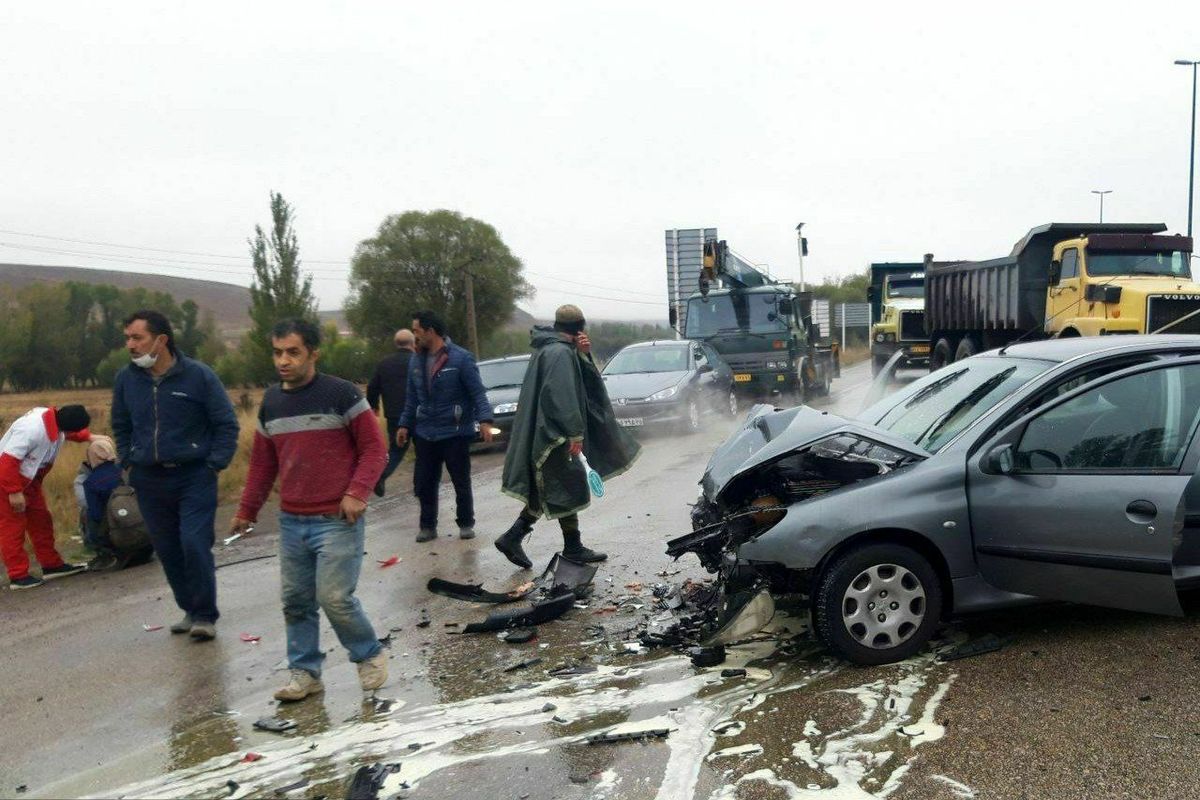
[239,633,261,643]
[706,743,764,760]
[548,663,598,677]
[225,779,240,796]
[938,633,1003,662]
[541,702,558,713]
[273,777,309,796]
[142,624,163,632]
[222,533,243,546]
[502,657,543,673]
[587,718,673,744]
[239,752,264,763]
[720,668,748,678]
[712,720,746,737]
[501,627,538,644]
[462,590,575,634]
[253,716,297,733]
[702,589,775,646]
[689,645,727,668]
[377,555,400,568]
[346,762,401,800]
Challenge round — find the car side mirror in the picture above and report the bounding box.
[778,298,794,316]
[984,443,1015,475]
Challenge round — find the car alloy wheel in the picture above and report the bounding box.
[813,543,942,665]
[727,389,739,417]
[687,398,701,431]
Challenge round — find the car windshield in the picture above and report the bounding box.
[478,359,529,389]
[685,293,787,336]
[859,356,1049,453]
[887,279,924,298]
[1087,251,1192,279]
[604,346,690,374]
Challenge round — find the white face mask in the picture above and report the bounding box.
[132,339,160,369]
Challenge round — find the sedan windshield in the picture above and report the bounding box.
[860,357,1049,453]
[604,346,690,374]
[478,359,529,389]
[1087,251,1192,279]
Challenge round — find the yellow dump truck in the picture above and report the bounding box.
[925,222,1198,369]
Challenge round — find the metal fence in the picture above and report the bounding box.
[810,301,871,348]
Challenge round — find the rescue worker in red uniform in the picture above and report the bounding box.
[0,404,95,589]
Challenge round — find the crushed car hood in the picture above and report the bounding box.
[700,404,927,501]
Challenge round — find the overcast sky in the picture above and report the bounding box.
[3,2,1198,322]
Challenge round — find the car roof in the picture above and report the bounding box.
[620,339,692,350]
[977,334,1200,362]
[477,353,532,365]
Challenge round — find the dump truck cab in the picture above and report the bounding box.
[868,263,928,375]
[1044,232,1197,337]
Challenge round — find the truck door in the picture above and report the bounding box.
[1044,247,1082,333]
[966,359,1200,615]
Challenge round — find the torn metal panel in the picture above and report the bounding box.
[461,591,576,633]
[702,589,775,646]
[428,553,598,604]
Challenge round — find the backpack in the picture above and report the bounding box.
[106,485,151,552]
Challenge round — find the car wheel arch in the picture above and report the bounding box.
[810,527,955,618]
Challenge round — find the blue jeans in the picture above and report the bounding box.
[131,462,219,623]
[379,418,411,486]
[279,512,381,677]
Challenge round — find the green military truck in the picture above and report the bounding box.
[669,236,838,401]
[867,260,929,375]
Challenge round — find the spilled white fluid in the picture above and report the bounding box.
[706,743,765,761]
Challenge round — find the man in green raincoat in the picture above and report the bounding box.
[496,305,640,568]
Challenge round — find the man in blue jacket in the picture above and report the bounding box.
[112,310,240,641]
[396,310,492,543]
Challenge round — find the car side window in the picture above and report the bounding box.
[1015,358,1155,417]
[1016,364,1200,472]
[1058,248,1079,282]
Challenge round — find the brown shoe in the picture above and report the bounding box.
[274,669,325,702]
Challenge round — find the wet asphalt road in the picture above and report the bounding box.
[4,361,1200,799]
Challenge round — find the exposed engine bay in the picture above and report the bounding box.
[668,425,922,575]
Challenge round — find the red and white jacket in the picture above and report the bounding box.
[0,407,91,494]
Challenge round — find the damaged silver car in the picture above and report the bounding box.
[669,335,1200,665]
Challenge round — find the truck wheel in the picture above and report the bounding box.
[813,543,943,666]
[954,337,979,361]
[931,338,954,371]
[815,366,832,396]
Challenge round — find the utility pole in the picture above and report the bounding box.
[464,270,479,356]
[1176,59,1199,237]
[795,222,806,291]
[1091,189,1111,222]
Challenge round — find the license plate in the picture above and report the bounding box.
[908,344,930,354]
[618,418,644,427]
[733,373,752,382]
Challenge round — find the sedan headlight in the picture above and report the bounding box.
[493,402,518,415]
[647,385,680,401]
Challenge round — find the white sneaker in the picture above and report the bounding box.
[357,651,389,692]
[274,669,324,702]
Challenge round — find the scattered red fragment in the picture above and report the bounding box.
[377,555,400,568]
[142,624,163,632]
[239,633,261,643]
[240,752,264,763]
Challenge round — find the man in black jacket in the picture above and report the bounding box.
[367,328,415,497]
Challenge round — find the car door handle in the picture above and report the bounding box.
[1126,500,1157,519]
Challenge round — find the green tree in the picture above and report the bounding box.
[345,210,532,352]
[246,192,317,381]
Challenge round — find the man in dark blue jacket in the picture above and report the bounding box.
[111,310,240,641]
[396,310,492,542]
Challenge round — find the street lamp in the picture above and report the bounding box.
[1176,59,1199,237]
[795,222,806,291]
[1091,189,1112,222]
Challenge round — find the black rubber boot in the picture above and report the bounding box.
[561,530,607,563]
[495,517,533,569]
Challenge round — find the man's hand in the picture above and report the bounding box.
[230,517,254,536]
[396,427,409,447]
[481,423,495,444]
[341,494,368,523]
[575,332,592,355]
[568,440,584,457]
[7,492,26,514]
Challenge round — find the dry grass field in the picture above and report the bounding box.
[0,385,387,563]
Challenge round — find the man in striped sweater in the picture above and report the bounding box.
[230,318,389,702]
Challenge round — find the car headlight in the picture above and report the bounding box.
[493,402,518,415]
[647,385,679,401]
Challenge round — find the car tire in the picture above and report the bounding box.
[931,338,954,371]
[954,337,979,362]
[813,543,943,666]
[725,388,739,418]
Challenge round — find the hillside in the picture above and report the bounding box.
[0,263,252,331]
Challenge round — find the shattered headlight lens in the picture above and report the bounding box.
[493,402,518,415]
[648,385,679,401]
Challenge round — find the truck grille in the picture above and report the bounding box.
[1147,296,1200,335]
[900,310,926,341]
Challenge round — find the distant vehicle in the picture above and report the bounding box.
[670,335,1200,665]
[868,261,928,374]
[926,222,1198,370]
[667,232,838,402]
[602,339,738,433]
[475,354,531,445]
